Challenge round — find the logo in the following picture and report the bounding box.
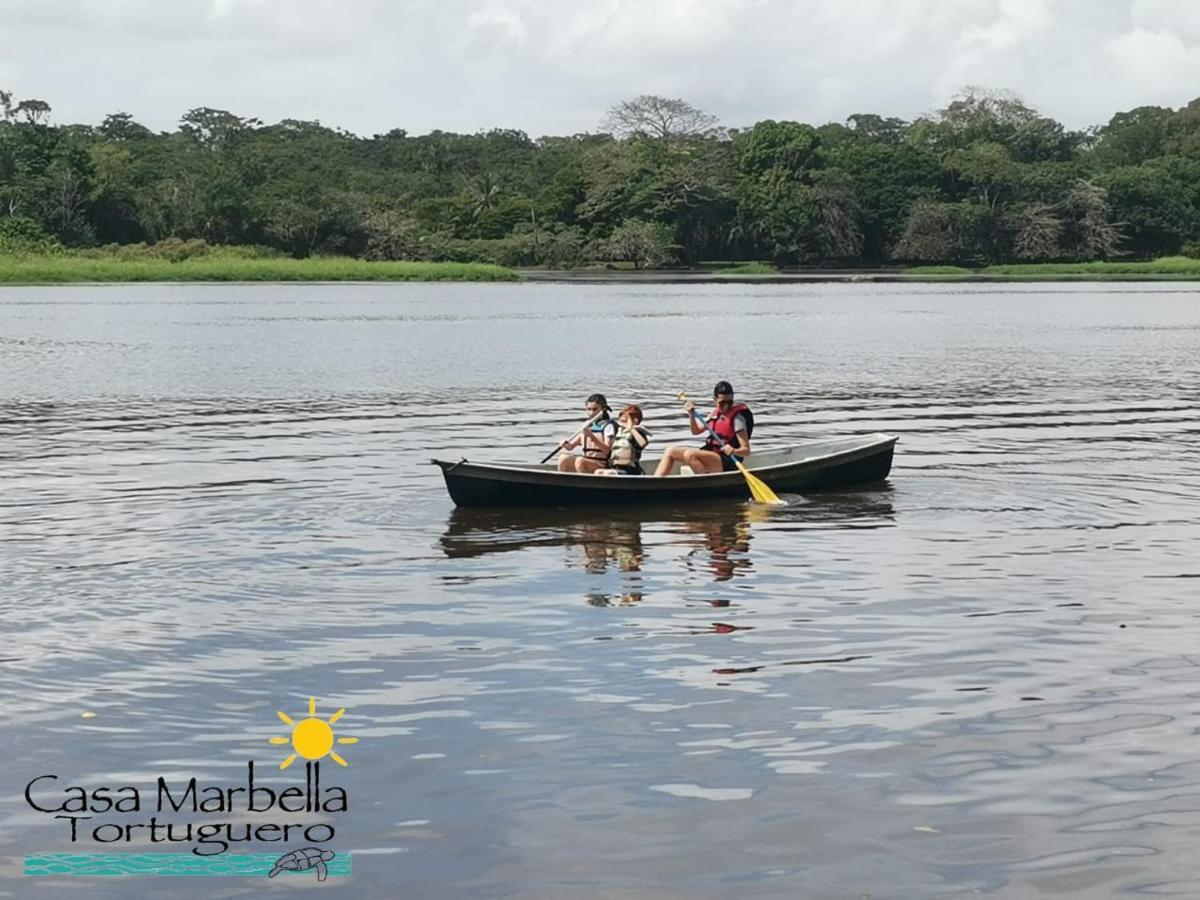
[23,696,357,880]
[270,847,336,882]
[271,697,358,769]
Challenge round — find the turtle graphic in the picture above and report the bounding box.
[269,847,336,882]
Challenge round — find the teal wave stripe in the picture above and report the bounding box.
[24,853,352,877]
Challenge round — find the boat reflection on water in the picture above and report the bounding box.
[441,506,653,606]
[681,506,756,584]
[551,517,647,606]
[439,489,895,606]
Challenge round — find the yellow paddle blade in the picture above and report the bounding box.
[736,461,786,505]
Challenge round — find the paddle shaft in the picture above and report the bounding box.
[539,410,605,464]
[684,406,743,458]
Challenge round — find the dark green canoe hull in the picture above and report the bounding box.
[433,435,896,508]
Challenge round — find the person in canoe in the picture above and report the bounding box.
[597,405,651,476]
[653,380,753,477]
[557,393,618,474]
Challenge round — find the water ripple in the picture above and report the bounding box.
[2,282,1199,897]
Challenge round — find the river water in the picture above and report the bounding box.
[2,282,1199,898]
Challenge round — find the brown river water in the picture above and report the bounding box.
[2,282,1199,898]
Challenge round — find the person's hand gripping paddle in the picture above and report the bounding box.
[539,410,604,465]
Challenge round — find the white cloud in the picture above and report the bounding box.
[1104,26,1200,112]
[0,0,1197,135]
[465,3,529,46]
[1131,0,1200,40]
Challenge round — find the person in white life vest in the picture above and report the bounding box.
[653,380,753,477]
[557,393,618,474]
[596,405,651,476]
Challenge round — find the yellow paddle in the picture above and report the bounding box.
[678,392,785,505]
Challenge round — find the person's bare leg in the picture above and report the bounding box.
[653,446,690,477]
[684,449,724,474]
[557,454,575,472]
[652,447,676,477]
[573,457,605,474]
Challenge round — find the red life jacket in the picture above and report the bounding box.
[705,403,753,449]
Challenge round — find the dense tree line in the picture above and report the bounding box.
[2,87,1199,267]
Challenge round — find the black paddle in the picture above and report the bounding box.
[539,410,604,465]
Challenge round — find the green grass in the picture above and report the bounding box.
[712,262,779,276]
[906,257,1200,279]
[904,265,973,275]
[985,257,1200,275]
[0,254,520,284]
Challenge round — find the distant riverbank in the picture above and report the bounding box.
[522,256,1200,284]
[906,257,1200,279]
[0,255,519,284]
[4,252,1199,285]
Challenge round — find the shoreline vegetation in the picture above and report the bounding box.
[710,256,1200,280]
[905,256,1200,277]
[0,252,518,284]
[5,87,1200,278]
[4,249,1200,284]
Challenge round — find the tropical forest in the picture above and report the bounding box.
[2,87,1199,271]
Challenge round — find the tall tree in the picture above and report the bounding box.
[14,99,51,125]
[601,96,719,140]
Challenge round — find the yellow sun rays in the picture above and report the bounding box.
[269,696,358,769]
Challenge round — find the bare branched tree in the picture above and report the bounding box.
[1063,180,1121,259]
[47,165,89,241]
[1011,203,1062,260]
[362,209,426,261]
[606,219,674,268]
[813,176,864,259]
[893,202,956,262]
[893,201,986,263]
[941,86,1039,130]
[601,96,719,140]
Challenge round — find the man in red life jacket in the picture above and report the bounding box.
[653,380,754,477]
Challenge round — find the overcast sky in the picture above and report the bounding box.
[2,0,1198,136]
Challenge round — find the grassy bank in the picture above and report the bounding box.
[905,257,1200,279]
[711,262,779,276]
[0,255,520,284]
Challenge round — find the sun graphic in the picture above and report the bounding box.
[270,697,359,769]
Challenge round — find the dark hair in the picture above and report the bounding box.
[618,404,643,424]
[713,381,734,397]
[586,393,611,416]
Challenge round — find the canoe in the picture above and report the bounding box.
[432,433,897,508]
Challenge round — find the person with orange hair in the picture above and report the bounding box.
[596,405,650,476]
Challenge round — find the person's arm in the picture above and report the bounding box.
[604,421,619,451]
[724,428,750,457]
[721,414,750,457]
[631,427,649,449]
[684,400,706,436]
